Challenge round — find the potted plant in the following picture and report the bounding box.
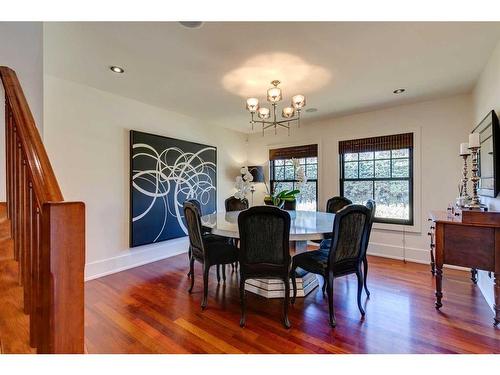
[264,158,307,210]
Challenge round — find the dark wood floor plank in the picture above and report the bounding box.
[85,253,500,354]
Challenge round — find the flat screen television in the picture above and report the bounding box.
[472,110,500,198]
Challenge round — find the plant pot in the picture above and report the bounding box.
[264,196,285,209]
[282,199,296,210]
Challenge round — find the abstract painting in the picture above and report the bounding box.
[130,130,217,247]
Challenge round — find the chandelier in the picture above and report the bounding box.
[245,80,306,135]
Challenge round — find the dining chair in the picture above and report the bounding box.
[314,196,353,245]
[237,206,292,328]
[225,196,249,211]
[183,201,238,309]
[225,196,249,271]
[291,204,370,328]
[362,199,376,297]
[314,196,352,294]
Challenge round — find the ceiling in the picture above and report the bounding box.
[44,22,500,133]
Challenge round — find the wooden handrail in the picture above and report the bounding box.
[0,66,85,353]
[0,67,62,203]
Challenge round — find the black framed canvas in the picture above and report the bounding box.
[472,110,500,198]
[130,130,217,247]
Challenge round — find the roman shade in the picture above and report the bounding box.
[269,144,318,160]
[338,133,413,154]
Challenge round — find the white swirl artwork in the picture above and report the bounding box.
[130,131,217,247]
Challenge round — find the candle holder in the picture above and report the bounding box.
[460,153,471,205]
[465,146,481,209]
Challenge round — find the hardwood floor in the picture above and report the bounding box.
[85,253,500,354]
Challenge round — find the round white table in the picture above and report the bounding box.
[201,210,336,298]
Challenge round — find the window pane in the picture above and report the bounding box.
[274,159,284,166]
[392,159,409,177]
[274,181,294,194]
[374,180,410,220]
[344,162,358,179]
[375,151,391,159]
[274,166,284,180]
[306,164,317,179]
[344,181,373,204]
[284,165,295,180]
[392,149,409,158]
[296,181,317,211]
[284,159,293,166]
[359,152,374,160]
[375,160,390,178]
[359,161,374,178]
[298,158,306,165]
[344,153,358,162]
[306,157,317,164]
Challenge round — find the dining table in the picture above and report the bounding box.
[201,210,336,299]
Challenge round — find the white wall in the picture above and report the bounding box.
[43,75,247,280]
[0,22,44,201]
[247,94,472,263]
[472,39,500,311]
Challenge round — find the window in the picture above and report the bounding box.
[339,133,413,225]
[270,144,318,211]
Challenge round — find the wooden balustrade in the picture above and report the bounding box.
[0,66,85,353]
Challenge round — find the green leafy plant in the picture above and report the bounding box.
[265,189,300,207]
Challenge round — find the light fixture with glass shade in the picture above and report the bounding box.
[245,80,306,136]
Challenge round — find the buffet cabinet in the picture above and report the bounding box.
[428,210,500,327]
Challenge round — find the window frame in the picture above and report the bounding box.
[339,147,414,226]
[270,156,319,211]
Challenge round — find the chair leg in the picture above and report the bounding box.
[356,267,366,316]
[291,267,297,304]
[188,258,195,293]
[222,264,226,282]
[363,255,370,298]
[283,277,291,329]
[201,264,210,310]
[216,265,221,284]
[187,247,192,277]
[239,277,246,327]
[326,271,336,328]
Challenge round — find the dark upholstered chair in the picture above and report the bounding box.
[312,196,352,245]
[362,199,376,297]
[291,204,370,327]
[224,196,249,270]
[225,196,249,212]
[237,206,292,328]
[185,198,227,280]
[184,201,238,309]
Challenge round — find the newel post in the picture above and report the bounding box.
[39,201,85,354]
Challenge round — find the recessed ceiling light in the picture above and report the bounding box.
[179,21,204,29]
[110,66,125,74]
[393,88,406,94]
[306,108,318,113]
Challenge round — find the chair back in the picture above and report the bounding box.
[326,196,352,213]
[362,199,376,256]
[183,201,205,259]
[238,206,291,267]
[328,204,370,265]
[185,198,202,214]
[225,196,249,212]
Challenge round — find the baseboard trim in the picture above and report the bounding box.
[85,239,468,282]
[84,237,189,281]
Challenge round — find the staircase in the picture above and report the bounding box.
[0,67,85,354]
[0,203,35,353]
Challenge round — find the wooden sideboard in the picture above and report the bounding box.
[429,210,500,327]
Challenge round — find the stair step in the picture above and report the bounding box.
[0,237,14,261]
[0,257,35,354]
